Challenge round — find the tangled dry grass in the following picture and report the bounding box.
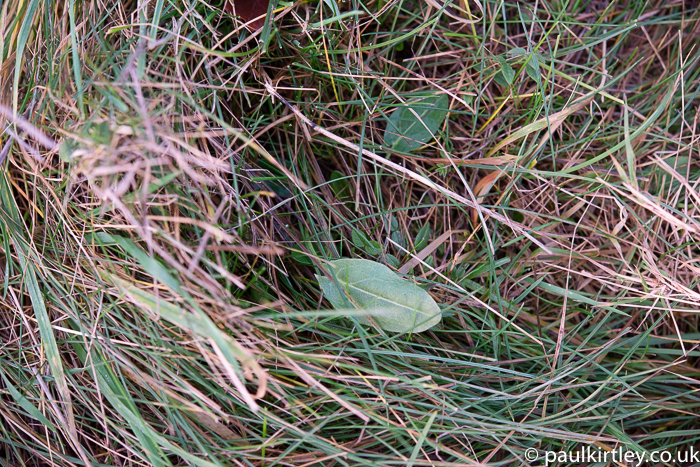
[1,0,700,465]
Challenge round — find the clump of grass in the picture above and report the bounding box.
[1,0,700,465]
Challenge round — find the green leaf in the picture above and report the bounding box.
[526,54,541,83]
[415,224,431,251]
[85,121,112,145]
[495,56,515,85]
[389,215,399,231]
[316,259,442,333]
[59,139,77,162]
[508,47,527,57]
[367,240,382,255]
[493,72,509,87]
[391,229,405,251]
[330,170,351,201]
[351,230,381,255]
[383,94,449,152]
[385,254,400,269]
[290,250,314,265]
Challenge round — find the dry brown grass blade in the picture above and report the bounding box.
[397,154,517,166]
[470,170,506,226]
[0,104,57,150]
[398,230,464,274]
[620,181,699,234]
[487,93,595,157]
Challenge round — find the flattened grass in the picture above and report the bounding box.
[1,0,700,465]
